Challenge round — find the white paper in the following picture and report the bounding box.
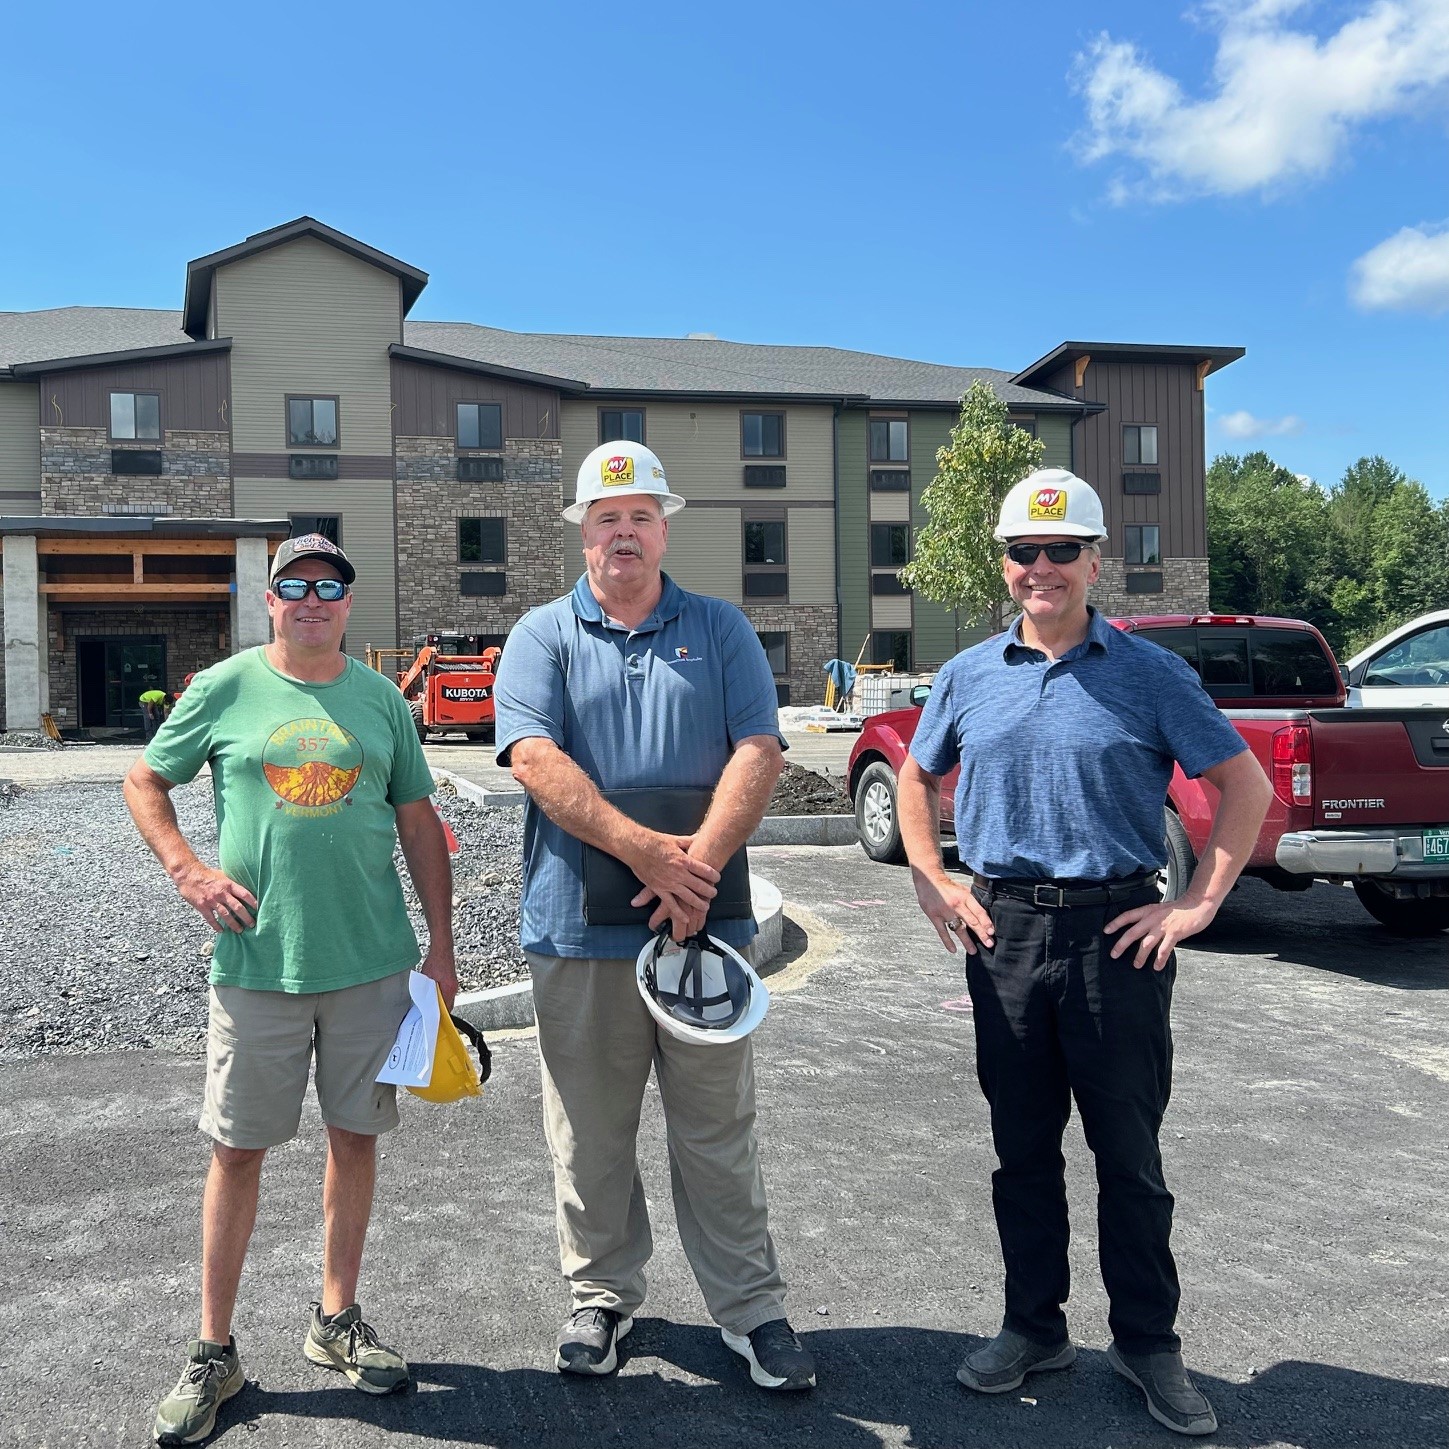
[375,971,441,1087]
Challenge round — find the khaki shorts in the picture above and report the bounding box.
[199,971,414,1149]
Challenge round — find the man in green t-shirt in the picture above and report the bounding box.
[124,533,456,1447]
[139,686,170,741]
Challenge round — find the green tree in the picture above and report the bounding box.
[899,380,1044,633]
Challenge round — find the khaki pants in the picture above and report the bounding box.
[527,952,786,1336]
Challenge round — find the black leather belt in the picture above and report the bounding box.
[971,871,1158,909]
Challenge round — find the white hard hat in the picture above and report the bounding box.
[636,929,769,1046]
[995,468,1106,541]
[564,440,687,524]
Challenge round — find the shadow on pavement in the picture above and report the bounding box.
[215,1327,1449,1449]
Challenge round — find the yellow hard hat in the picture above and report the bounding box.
[407,987,484,1104]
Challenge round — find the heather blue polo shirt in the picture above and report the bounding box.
[493,572,785,958]
[909,608,1246,880]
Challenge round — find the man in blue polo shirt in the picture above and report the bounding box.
[493,439,816,1393]
[898,470,1270,1436]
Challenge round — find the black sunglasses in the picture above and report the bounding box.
[272,577,349,602]
[1005,541,1091,566]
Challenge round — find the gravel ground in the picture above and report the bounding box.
[0,780,523,1063]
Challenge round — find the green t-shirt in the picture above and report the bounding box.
[144,648,437,993]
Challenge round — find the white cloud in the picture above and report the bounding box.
[1075,1,1449,200]
[1350,222,1449,312]
[1217,410,1307,438]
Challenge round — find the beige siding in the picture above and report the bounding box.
[219,235,401,455]
[0,383,41,499]
[561,400,834,502]
[233,477,398,652]
[872,595,912,629]
[870,491,910,522]
[663,506,742,603]
[787,508,835,605]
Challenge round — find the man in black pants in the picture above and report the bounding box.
[898,470,1270,1436]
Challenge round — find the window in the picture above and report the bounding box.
[287,397,338,447]
[1123,424,1158,466]
[459,517,506,565]
[869,418,908,463]
[1125,525,1161,566]
[741,412,785,458]
[599,408,645,443]
[744,519,786,563]
[289,514,341,544]
[110,392,160,441]
[1011,416,1038,437]
[1124,571,1163,594]
[112,448,162,476]
[460,572,507,597]
[872,573,911,595]
[289,455,338,480]
[456,402,503,451]
[756,631,789,675]
[870,523,911,569]
[743,513,789,599]
[871,631,912,671]
[869,468,911,492]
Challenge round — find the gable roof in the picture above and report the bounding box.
[1013,341,1245,389]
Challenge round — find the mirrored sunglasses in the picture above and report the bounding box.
[273,577,349,602]
[1005,541,1089,566]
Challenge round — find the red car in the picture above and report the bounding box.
[846,614,1449,936]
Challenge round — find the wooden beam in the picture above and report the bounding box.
[1074,354,1090,390]
[31,538,244,556]
[41,583,232,596]
[1195,359,1212,391]
[133,551,144,584]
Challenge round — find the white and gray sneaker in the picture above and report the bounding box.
[722,1319,817,1390]
[556,1307,633,1375]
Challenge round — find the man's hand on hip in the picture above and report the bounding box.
[911,865,995,955]
[174,862,258,934]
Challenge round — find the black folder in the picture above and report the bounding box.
[582,787,753,926]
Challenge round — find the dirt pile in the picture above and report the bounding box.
[766,761,850,817]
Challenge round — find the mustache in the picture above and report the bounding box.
[606,541,642,558]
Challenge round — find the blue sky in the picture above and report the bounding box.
[3,0,1445,496]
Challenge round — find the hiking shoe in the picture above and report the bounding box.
[153,1337,244,1445]
[303,1303,409,1394]
[722,1319,816,1390]
[956,1328,1076,1393]
[555,1306,632,1374]
[1108,1344,1218,1436]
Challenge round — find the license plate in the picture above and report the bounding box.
[1426,828,1449,862]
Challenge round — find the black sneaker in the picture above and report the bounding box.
[956,1327,1076,1393]
[1108,1344,1218,1437]
[556,1307,632,1375]
[722,1319,816,1390]
[153,1337,244,1445]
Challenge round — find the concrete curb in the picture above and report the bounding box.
[451,870,787,1034]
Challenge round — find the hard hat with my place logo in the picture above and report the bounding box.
[564,440,687,524]
[995,468,1106,541]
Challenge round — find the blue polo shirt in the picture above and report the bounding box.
[909,608,1246,880]
[493,572,785,958]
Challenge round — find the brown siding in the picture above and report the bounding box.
[390,356,560,441]
[232,452,395,479]
[1077,360,1205,558]
[38,352,230,435]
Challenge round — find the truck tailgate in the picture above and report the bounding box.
[1308,708,1449,827]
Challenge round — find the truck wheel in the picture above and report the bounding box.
[1351,881,1449,936]
[855,761,905,864]
[1162,810,1197,902]
[409,700,429,744]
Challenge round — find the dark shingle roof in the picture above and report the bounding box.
[0,307,190,368]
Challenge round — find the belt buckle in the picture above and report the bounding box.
[1032,883,1066,908]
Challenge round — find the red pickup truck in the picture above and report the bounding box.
[847,614,1449,936]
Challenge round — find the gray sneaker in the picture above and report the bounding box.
[153,1337,244,1445]
[555,1307,633,1375]
[303,1303,410,1394]
[1108,1344,1218,1436]
[956,1327,1076,1393]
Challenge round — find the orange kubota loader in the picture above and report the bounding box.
[396,632,502,744]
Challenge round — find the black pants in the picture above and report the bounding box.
[964,882,1181,1355]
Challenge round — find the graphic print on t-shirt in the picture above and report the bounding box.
[262,717,364,817]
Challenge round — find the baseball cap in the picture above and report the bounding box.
[270,533,356,585]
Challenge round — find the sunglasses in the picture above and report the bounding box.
[272,577,349,602]
[1005,541,1091,566]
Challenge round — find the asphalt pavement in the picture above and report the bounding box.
[1,815,1446,1448]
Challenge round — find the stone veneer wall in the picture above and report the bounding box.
[741,604,836,706]
[394,435,566,638]
[40,427,231,516]
[1092,557,1209,616]
[45,607,231,726]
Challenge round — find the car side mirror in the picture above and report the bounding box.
[910,684,933,708]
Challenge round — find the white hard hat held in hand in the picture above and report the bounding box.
[564,440,687,524]
[995,468,1106,541]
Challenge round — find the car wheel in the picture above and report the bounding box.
[409,699,429,744]
[1162,809,1196,902]
[1352,880,1449,936]
[855,761,905,863]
